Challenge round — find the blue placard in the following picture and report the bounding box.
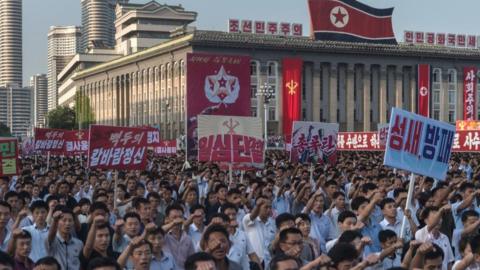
[383,108,455,181]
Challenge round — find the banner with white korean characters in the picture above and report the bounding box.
[88,125,148,170]
[337,132,382,151]
[384,108,455,181]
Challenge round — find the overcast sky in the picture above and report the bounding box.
[23,0,480,85]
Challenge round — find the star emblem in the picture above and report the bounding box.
[420,86,428,97]
[218,78,227,87]
[330,6,349,28]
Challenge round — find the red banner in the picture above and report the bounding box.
[88,125,148,170]
[308,0,396,44]
[154,140,177,156]
[337,132,383,151]
[64,130,89,156]
[34,128,66,154]
[186,53,251,159]
[418,64,431,117]
[464,67,477,120]
[0,138,19,176]
[456,120,480,131]
[453,131,480,152]
[282,58,303,142]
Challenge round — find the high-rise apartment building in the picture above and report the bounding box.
[0,0,22,88]
[0,86,32,137]
[30,74,48,127]
[47,26,82,110]
[80,0,128,52]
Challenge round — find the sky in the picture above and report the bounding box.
[23,0,480,85]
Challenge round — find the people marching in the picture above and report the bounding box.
[0,151,479,269]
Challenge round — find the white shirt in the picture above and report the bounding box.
[23,224,49,262]
[415,226,454,270]
[326,238,338,253]
[242,214,276,265]
[228,229,255,270]
[187,223,203,251]
[453,260,480,270]
[380,217,412,241]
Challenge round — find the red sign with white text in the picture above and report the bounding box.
[88,125,148,170]
[64,130,89,156]
[154,140,177,156]
[34,128,66,154]
[186,53,251,159]
[453,131,480,152]
[463,67,477,120]
[337,132,383,151]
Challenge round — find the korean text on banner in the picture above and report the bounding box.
[186,53,251,160]
[197,115,264,170]
[384,108,455,180]
[154,140,177,156]
[64,130,89,156]
[88,125,149,170]
[378,123,389,147]
[463,67,477,120]
[34,128,66,154]
[290,121,338,165]
[0,138,19,176]
[456,120,480,131]
[337,132,383,151]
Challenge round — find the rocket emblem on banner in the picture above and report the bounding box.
[204,66,240,105]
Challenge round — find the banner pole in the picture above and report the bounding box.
[240,170,244,185]
[229,163,233,187]
[114,171,118,210]
[400,173,415,239]
[46,151,50,171]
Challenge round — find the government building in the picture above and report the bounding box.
[72,29,480,139]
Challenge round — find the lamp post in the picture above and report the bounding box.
[256,82,274,150]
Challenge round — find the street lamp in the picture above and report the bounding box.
[256,82,275,150]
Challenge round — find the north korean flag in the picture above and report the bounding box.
[308,0,397,44]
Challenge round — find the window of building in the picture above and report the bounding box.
[448,69,457,123]
[432,68,442,120]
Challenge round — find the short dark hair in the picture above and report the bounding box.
[202,225,229,244]
[379,198,396,210]
[337,210,356,223]
[184,252,215,270]
[420,206,440,221]
[469,234,480,255]
[4,191,18,202]
[378,229,397,243]
[461,210,479,223]
[145,227,166,237]
[87,257,121,270]
[34,256,61,269]
[460,182,475,193]
[220,202,238,214]
[165,203,184,217]
[424,243,444,262]
[77,198,91,207]
[269,254,299,270]
[30,200,48,212]
[338,230,363,244]
[189,204,205,214]
[333,191,345,199]
[89,202,109,214]
[294,213,311,223]
[393,188,407,199]
[123,212,141,223]
[0,250,14,268]
[327,243,358,267]
[14,229,31,240]
[275,213,295,229]
[351,196,369,211]
[278,227,302,244]
[132,197,149,209]
[208,213,229,224]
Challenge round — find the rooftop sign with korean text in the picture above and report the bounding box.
[228,19,303,36]
[404,31,480,48]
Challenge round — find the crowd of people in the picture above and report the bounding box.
[0,150,478,270]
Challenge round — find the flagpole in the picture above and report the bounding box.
[400,173,415,239]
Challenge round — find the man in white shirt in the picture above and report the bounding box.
[242,196,276,268]
[379,198,416,242]
[20,200,49,262]
[415,205,454,270]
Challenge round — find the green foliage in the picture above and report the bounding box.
[0,122,11,137]
[75,91,95,129]
[46,106,76,130]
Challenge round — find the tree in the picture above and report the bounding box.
[46,106,76,130]
[0,122,11,137]
[75,91,95,129]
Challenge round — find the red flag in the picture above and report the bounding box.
[308,0,396,44]
[418,64,431,117]
[282,58,303,142]
[464,67,477,120]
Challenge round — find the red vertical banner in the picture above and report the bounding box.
[282,58,303,142]
[418,64,431,117]
[464,67,477,120]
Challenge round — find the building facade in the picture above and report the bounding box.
[114,1,196,55]
[81,0,128,52]
[0,86,32,137]
[0,0,22,87]
[30,74,48,127]
[47,26,82,110]
[73,31,480,139]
